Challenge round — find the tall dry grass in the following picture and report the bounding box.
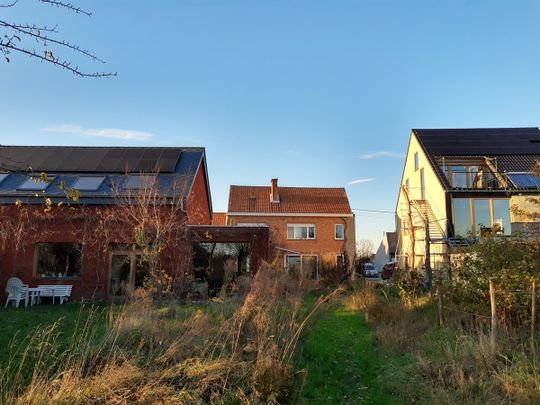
[345,281,540,404]
[0,265,333,404]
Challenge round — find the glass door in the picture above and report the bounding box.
[109,254,132,298]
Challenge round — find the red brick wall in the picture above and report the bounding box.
[227,215,355,268]
[186,161,212,225]
[1,163,213,301]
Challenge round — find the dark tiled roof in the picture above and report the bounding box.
[228,185,352,214]
[0,145,205,173]
[0,146,206,203]
[414,128,540,155]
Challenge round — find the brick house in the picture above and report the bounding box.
[0,145,213,301]
[221,179,356,278]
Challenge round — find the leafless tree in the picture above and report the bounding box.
[356,239,374,260]
[0,0,115,77]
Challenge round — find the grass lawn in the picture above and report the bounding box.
[0,303,108,366]
[297,303,406,404]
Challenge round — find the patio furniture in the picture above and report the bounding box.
[26,287,42,306]
[4,277,28,308]
[36,285,72,304]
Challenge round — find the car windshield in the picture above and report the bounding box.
[365,264,375,270]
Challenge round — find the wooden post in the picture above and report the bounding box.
[437,288,444,327]
[531,279,537,356]
[489,280,497,349]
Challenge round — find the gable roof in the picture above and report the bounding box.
[413,127,540,156]
[385,231,397,252]
[228,185,352,215]
[0,145,208,204]
[412,128,540,191]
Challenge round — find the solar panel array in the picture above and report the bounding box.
[414,128,540,155]
[0,146,203,173]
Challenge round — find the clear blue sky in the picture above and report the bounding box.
[2,1,540,248]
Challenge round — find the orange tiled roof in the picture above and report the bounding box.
[212,212,227,225]
[228,185,352,215]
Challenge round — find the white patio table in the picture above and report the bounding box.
[26,287,42,307]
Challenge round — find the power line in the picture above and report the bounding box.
[351,208,395,214]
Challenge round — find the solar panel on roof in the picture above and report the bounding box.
[0,173,9,184]
[125,175,156,189]
[507,172,540,189]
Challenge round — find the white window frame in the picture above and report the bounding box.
[335,224,345,240]
[287,224,316,240]
[284,254,319,280]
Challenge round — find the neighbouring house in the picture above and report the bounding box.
[373,231,397,271]
[395,127,540,273]
[220,179,356,279]
[0,145,213,301]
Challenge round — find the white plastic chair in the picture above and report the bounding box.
[4,277,28,308]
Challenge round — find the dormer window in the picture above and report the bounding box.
[18,175,55,191]
[73,176,105,191]
[440,159,498,189]
[125,175,156,190]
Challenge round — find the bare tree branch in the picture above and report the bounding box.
[39,0,91,16]
[0,0,115,77]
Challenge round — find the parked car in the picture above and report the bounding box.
[363,263,379,278]
[381,261,397,280]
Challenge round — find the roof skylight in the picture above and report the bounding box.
[18,176,55,191]
[73,176,105,191]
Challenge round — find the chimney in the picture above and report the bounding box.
[270,178,280,203]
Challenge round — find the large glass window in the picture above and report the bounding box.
[453,198,472,238]
[474,199,491,236]
[36,243,82,278]
[452,198,511,237]
[287,225,316,240]
[285,254,318,280]
[492,199,511,235]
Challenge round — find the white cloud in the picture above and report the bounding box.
[43,124,154,141]
[347,178,375,185]
[356,151,404,160]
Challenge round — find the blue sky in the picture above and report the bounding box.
[2,1,540,247]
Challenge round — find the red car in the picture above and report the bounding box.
[381,261,397,280]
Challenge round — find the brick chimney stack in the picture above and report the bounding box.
[270,178,280,203]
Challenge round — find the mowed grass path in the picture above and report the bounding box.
[297,303,404,404]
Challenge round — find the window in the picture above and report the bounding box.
[336,254,344,267]
[287,224,316,240]
[420,168,425,200]
[73,176,105,191]
[452,198,511,238]
[507,172,540,189]
[453,198,472,238]
[285,254,319,280]
[35,243,82,278]
[18,175,55,191]
[405,178,410,191]
[414,152,419,171]
[0,173,9,184]
[335,224,345,240]
[125,175,156,189]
